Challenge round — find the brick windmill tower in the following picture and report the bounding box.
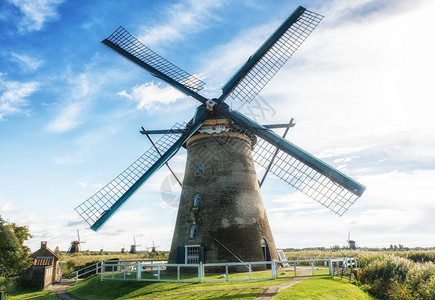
[75,6,365,268]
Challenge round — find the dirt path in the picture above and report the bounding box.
[255,268,312,299]
[47,279,77,300]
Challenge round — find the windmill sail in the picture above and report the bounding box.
[214,107,365,215]
[75,119,205,231]
[221,7,323,103]
[102,27,207,102]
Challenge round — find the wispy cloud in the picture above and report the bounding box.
[138,0,227,48]
[7,0,64,33]
[0,73,39,120]
[9,52,43,71]
[47,72,98,133]
[47,101,89,133]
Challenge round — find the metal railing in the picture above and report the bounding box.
[99,257,358,283]
[72,262,102,282]
[72,259,167,282]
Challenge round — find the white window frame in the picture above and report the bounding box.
[184,245,201,264]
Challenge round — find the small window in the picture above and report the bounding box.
[193,194,200,207]
[190,225,197,239]
[196,164,203,175]
[185,245,200,264]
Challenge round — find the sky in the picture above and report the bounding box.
[1,0,434,253]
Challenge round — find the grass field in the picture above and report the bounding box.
[3,288,58,300]
[68,275,287,300]
[2,275,378,299]
[66,274,378,300]
[273,277,378,300]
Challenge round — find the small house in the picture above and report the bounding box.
[25,241,62,288]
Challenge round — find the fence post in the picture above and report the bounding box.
[311,261,314,275]
[272,259,276,279]
[158,265,161,281]
[1,291,4,300]
[225,264,229,281]
[200,262,204,282]
[329,259,333,277]
[249,263,252,280]
[136,261,141,281]
[100,262,104,281]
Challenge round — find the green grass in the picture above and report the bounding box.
[67,275,288,300]
[3,288,58,300]
[273,277,378,300]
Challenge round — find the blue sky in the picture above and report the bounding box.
[1,0,434,252]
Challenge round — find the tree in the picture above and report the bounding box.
[0,215,32,275]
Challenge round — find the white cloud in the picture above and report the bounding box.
[7,0,64,33]
[118,82,187,110]
[47,71,101,133]
[47,101,88,133]
[0,201,22,214]
[0,74,39,119]
[138,0,227,48]
[9,52,43,71]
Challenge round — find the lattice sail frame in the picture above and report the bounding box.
[211,125,359,216]
[226,9,323,103]
[105,26,206,93]
[75,123,187,226]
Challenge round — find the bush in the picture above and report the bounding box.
[359,255,435,299]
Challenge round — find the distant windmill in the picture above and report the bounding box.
[75,5,365,268]
[68,230,86,254]
[147,241,160,254]
[130,237,141,254]
[347,232,357,250]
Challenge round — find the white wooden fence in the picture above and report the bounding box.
[98,257,358,283]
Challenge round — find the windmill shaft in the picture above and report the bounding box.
[263,123,295,129]
[138,125,294,134]
[219,108,365,196]
[140,128,186,135]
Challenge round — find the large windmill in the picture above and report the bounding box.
[75,6,365,268]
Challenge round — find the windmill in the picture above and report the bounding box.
[75,6,365,269]
[130,237,141,254]
[147,241,160,255]
[68,230,86,254]
[347,232,357,250]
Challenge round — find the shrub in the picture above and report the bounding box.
[359,255,435,299]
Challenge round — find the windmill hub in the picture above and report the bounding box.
[205,99,217,111]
